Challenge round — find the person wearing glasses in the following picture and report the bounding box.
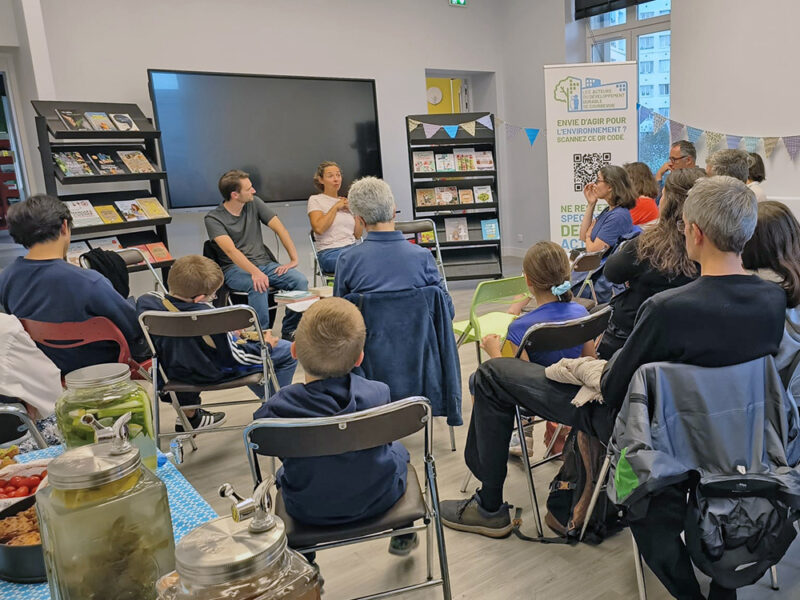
[579,164,636,254]
[655,140,697,184]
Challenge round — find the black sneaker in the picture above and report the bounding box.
[281,329,295,341]
[440,494,513,538]
[388,532,419,556]
[175,408,227,432]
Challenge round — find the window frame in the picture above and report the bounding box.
[585,6,670,64]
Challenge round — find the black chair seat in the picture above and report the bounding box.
[276,464,426,548]
[162,371,263,393]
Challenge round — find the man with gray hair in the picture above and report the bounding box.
[333,177,453,316]
[705,148,750,182]
[656,139,697,182]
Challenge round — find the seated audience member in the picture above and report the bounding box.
[0,194,146,374]
[742,200,800,371]
[579,165,635,253]
[706,149,750,182]
[205,169,308,340]
[308,161,363,273]
[598,167,706,358]
[746,152,768,202]
[333,177,453,317]
[440,176,784,600]
[624,162,660,226]
[253,297,417,555]
[137,255,296,432]
[655,139,697,184]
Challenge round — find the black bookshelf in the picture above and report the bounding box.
[406,112,502,281]
[32,100,173,274]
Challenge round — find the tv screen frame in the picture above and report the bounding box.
[147,68,383,210]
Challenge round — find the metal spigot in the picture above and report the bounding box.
[218,477,277,534]
[80,412,133,454]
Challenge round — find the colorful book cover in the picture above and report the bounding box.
[434,186,459,205]
[412,151,435,173]
[131,245,156,264]
[146,242,174,263]
[434,153,456,172]
[415,188,435,208]
[88,236,122,251]
[417,230,435,244]
[136,197,169,219]
[66,241,90,267]
[473,185,494,203]
[55,109,93,131]
[116,150,156,173]
[84,111,116,131]
[109,113,139,131]
[481,218,500,240]
[88,152,126,175]
[454,148,477,171]
[53,152,96,177]
[64,200,103,226]
[114,199,149,221]
[94,204,123,224]
[458,189,475,204]
[474,150,495,170]
[444,217,469,242]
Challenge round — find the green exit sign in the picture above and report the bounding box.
[449,0,466,6]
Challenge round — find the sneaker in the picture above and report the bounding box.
[440,494,513,538]
[509,434,534,458]
[388,532,419,556]
[281,329,295,341]
[175,408,227,432]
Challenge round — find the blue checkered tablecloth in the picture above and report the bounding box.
[1,445,217,599]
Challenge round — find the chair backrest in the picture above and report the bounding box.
[245,397,431,458]
[516,304,612,358]
[19,317,131,365]
[572,251,604,274]
[468,276,529,338]
[138,305,261,340]
[396,219,436,236]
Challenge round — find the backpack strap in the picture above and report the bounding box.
[510,507,574,545]
[161,297,216,349]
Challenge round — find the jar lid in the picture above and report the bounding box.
[64,363,131,389]
[47,441,141,490]
[175,515,287,585]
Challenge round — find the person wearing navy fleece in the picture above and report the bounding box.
[0,194,146,374]
[253,297,417,557]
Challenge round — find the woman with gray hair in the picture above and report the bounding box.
[332,177,453,316]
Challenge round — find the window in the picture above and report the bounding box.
[639,36,654,49]
[659,83,670,95]
[660,33,671,48]
[589,8,626,29]
[640,85,653,97]
[659,59,670,73]
[638,0,671,19]
[592,38,626,62]
[659,107,670,118]
[640,61,653,74]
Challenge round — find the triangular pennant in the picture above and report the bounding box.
[476,115,494,130]
[743,137,760,153]
[524,128,540,146]
[442,125,459,138]
[669,120,686,144]
[783,136,800,161]
[652,113,667,134]
[726,134,742,149]
[686,126,703,144]
[461,121,476,136]
[422,123,441,138]
[407,119,421,133]
[763,137,780,158]
[704,131,725,153]
[505,123,523,140]
[639,105,652,119]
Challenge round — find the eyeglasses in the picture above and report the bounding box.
[595,177,607,184]
[669,154,689,163]
[676,218,685,231]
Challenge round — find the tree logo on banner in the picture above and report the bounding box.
[554,76,629,112]
[554,77,582,111]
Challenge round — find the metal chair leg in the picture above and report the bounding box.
[578,454,611,542]
[770,565,779,590]
[632,532,647,600]
[543,422,563,459]
[170,391,198,452]
[516,406,543,537]
[427,456,452,600]
[459,469,472,493]
[426,515,434,581]
[448,425,456,452]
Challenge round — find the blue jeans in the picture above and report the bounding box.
[224,263,308,336]
[317,244,355,274]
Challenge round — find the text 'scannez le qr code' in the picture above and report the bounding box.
[573,153,611,192]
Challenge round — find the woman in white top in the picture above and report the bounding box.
[747,152,768,203]
[307,161,363,274]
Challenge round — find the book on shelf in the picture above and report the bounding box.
[116,150,156,173]
[55,109,93,131]
[454,148,477,171]
[109,113,139,131]
[94,204,124,224]
[146,242,173,263]
[474,150,495,170]
[114,199,149,221]
[88,236,122,252]
[434,186,459,205]
[473,185,493,203]
[412,151,435,173]
[53,152,96,177]
[130,245,156,264]
[136,197,169,219]
[417,230,436,244]
[64,200,103,227]
[458,189,475,204]
[274,290,319,304]
[481,218,500,240]
[415,188,435,208]
[84,111,116,131]
[66,241,90,267]
[434,153,456,172]
[444,217,469,242]
[88,152,126,176]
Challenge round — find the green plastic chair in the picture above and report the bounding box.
[452,275,529,363]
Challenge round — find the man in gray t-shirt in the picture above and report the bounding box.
[205,169,308,338]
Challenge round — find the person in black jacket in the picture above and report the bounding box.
[598,167,707,358]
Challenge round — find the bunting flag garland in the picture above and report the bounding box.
[461,121,476,136]
[686,126,703,144]
[726,134,742,149]
[652,113,667,134]
[704,131,725,153]
[442,125,459,138]
[784,136,800,161]
[422,123,441,138]
[505,123,523,140]
[476,115,494,130]
[524,128,540,146]
[763,137,780,159]
[407,119,421,133]
[669,120,686,144]
[743,137,760,153]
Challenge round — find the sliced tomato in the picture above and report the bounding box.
[12,486,29,497]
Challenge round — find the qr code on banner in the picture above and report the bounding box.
[573,153,611,192]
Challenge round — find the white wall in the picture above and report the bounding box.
[0,0,18,46]
[671,0,800,205]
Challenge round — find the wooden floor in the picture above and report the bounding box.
[169,258,800,599]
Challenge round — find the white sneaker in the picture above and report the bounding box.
[175,408,227,432]
[509,433,534,458]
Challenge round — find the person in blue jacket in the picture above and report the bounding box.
[253,297,417,556]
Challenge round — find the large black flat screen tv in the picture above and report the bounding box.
[148,69,382,209]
